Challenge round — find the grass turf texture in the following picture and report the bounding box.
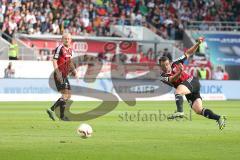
[0,101,239,160]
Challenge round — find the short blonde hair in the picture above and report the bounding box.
[62,33,71,39]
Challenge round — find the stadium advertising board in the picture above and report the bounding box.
[192,33,240,65]
[2,78,239,101]
[20,38,137,54]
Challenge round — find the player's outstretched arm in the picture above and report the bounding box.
[185,37,204,59]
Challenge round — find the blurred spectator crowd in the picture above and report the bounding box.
[1,0,240,40]
[0,0,236,80]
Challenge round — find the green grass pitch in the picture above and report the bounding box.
[0,101,239,160]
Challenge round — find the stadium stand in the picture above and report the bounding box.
[1,0,239,40]
[1,0,239,79]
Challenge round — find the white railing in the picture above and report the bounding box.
[187,21,240,31]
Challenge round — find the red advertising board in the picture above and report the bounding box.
[20,38,137,54]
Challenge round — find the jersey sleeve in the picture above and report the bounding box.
[159,74,169,82]
[53,45,63,59]
[172,54,187,65]
[71,49,74,57]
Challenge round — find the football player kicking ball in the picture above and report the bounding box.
[159,37,226,130]
[46,33,79,121]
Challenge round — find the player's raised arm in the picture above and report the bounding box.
[184,37,204,59]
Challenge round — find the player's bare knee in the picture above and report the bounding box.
[175,89,182,95]
[195,110,202,115]
[192,107,202,115]
[62,94,68,100]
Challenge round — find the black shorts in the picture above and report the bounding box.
[181,77,202,107]
[54,73,71,91]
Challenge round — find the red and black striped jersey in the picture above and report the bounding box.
[53,44,73,77]
[159,55,192,88]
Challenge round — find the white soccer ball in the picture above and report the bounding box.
[77,123,93,138]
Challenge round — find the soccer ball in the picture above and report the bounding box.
[77,123,93,138]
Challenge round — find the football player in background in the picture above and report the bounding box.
[46,33,78,121]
